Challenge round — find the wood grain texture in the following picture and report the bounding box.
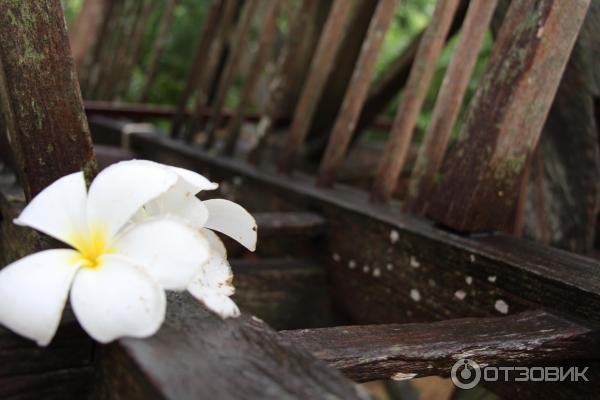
[371,0,462,202]
[0,0,96,198]
[279,0,354,173]
[317,0,398,187]
[124,130,600,326]
[427,0,591,233]
[223,0,281,156]
[406,0,499,213]
[96,293,368,400]
[281,310,599,382]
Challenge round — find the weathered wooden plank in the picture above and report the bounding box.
[140,0,178,102]
[122,130,600,325]
[427,0,591,233]
[280,310,598,382]
[232,258,337,330]
[279,0,355,173]
[406,0,499,213]
[247,0,331,164]
[371,0,462,202]
[317,0,398,187]
[255,211,325,237]
[96,293,368,400]
[355,0,469,138]
[0,367,93,400]
[0,0,96,198]
[171,0,223,138]
[223,0,281,156]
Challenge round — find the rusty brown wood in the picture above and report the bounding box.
[317,0,398,187]
[69,0,113,73]
[281,310,598,382]
[355,0,469,139]
[427,0,590,233]
[0,0,97,199]
[204,0,261,149]
[171,0,223,138]
[278,0,355,173]
[405,0,498,213]
[140,0,179,102]
[223,0,281,156]
[247,0,331,164]
[370,0,462,202]
[186,0,239,141]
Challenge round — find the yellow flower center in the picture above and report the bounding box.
[70,226,113,269]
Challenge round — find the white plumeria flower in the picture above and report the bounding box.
[0,161,213,346]
[128,160,258,318]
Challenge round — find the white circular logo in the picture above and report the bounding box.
[451,359,481,389]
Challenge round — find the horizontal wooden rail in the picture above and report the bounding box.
[280,310,599,382]
[114,127,600,326]
[96,293,367,399]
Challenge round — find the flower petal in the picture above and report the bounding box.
[145,183,209,227]
[196,293,240,319]
[70,255,166,343]
[113,217,210,290]
[0,249,81,346]
[203,228,227,259]
[14,172,88,249]
[204,199,257,251]
[86,160,178,240]
[168,166,218,193]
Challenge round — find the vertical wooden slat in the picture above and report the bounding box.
[427,0,590,233]
[0,0,97,199]
[355,0,469,138]
[69,0,113,73]
[140,0,179,102]
[203,0,260,149]
[171,0,223,138]
[278,0,354,173]
[405,0,498,213]
[185,0,239,141]
[370,0,462,201]
[223,0,281,156]
[247,0,331,164]
[317,0,398,187]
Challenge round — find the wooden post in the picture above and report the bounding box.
[406,0,498,213]
[278,0,354,173]
[140,0,178,102]
[370,0,462,202]
[171,0,223,138]
[317,0,398,187]
[204,0,261,149]
[427,0,590,233]
[223,0,281,156]
[68,0,113,74]
[0,0,97,199]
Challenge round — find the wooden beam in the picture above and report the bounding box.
[223,0,282,156]
[280,310,599,382]
[96,293,368,399]
[279,0,355,173]
[427,0,591,233]
[371,0,462,202]
[406,0,499,213]
[119,130,600,325]
[317,0,398,187]
[68,0,113,73]
[0,0,96,198]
